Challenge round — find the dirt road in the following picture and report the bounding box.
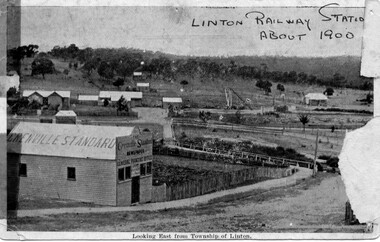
[8,172,361,233]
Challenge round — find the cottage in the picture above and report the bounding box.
[162,97,183,109]
[99,91,143,107]
[7,122,153,206]
[304,93,328,106]
[22,90,71,109]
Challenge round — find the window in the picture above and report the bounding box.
[19,163,27,177]
[118,167,131,182]
[146,162,152,175]
[140,163,146,176]
[67,167,76,180]
[125,166,131,180]
[118,168,125,181]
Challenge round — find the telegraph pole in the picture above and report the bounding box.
[313,129,319,177]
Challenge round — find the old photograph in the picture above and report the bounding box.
[2,0,379,238]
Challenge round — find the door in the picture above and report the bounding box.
[131,176,140,204]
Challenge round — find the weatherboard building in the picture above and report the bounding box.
[7,122,153,206]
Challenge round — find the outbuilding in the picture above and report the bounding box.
[78,95,99,106]
[162,97,183,109]
[136,83,150,92]
[55,110,77,124]
[99,91,143,107]
[304,93,328,106]
[7,122,153,206]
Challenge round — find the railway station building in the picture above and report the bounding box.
[7,122,153,206]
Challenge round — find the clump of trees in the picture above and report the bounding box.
[45,44,374,91]
[31,58,55,79]
[7,44,39,74]
[324,87,334,96]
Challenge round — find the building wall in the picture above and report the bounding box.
[28,94,43,105]
[62,97,70,109]
[163,102,181,109]
[116,180,131,206]
[8,154,117,206]
[48,94,63,108]
[131,99,142,108]
[139,175,152,203]
[56,116,76,124]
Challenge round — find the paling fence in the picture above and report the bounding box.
[153,166,292,202]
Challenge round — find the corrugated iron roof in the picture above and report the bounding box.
[78,95,99,101]
[99,91,143,101]
[23,90,71,98]
[305,93,328,100]
[163,97,182,103]
[7,122,137,160]
[55,110,77,117]
[137,83,150,87]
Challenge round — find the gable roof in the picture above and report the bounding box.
[7,122,138,160]
[305,93,328,100]
[23,90,71,98]
[55,110,77,117]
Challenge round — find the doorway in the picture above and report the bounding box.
[131,176,140,204]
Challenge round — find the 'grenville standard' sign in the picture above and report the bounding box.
[7,133,116,149]
[7,122,139,160]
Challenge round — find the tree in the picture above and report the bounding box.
[7,45,39,74]
[113,78,125,89]
[324,87,334,96]
[103,98,109,107]
[298,114,310,132]
[199,111,210,123]
[6,87,19,98]
[180,80,189,86]
[116,58,140,81]
[98,61,114,80]
[116,95,129,115]
[63,69,69,79]
[277,83,285,92]
[67,44,79,59]
[366,93,373,104]
[235,110,243,124]
[31,58,55,79]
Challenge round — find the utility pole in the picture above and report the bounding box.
[313,129,319,177]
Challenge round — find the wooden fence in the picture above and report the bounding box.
[165,166,292,201]
[155,143,312,169]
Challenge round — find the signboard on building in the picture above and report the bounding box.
[116,132,153,160]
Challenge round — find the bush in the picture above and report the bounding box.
[326,157,339,168]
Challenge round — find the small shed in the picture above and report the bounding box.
[55,110,77,124]
[99,91,143,107]
[78,95,99,106]
[136,83,150,92]
[162,97,183,109]
[304,93,328,106]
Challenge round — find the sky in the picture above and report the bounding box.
[13,5,365,57]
